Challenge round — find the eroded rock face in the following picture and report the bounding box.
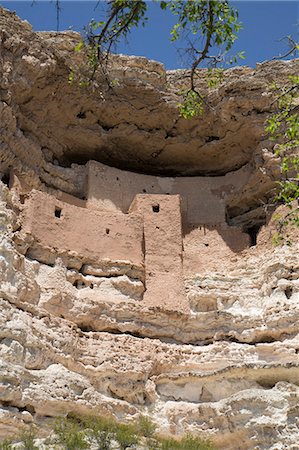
[1,6,294,226]
[1,6,299,450]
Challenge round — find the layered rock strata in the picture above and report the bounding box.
[0,7,299,450]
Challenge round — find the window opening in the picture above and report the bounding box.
[55,207,62,218]
[152,204,160,213]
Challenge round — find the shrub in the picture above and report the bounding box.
[53,416,89,450]
[136,416,157,438]
[0,429,38,450]
[0,413,216,450]
[18,429,39,450]
[81,415,115,450]
[0,439,13,450]
[114,422,139,450]
[160,434,215,450]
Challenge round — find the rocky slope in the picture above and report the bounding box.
[1,7,299,450]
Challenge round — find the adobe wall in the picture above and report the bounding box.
[18,162,251,313]
[86,161,251,226]
[22,190,144,268]
[183,225,250,276]
[130,194,189,314]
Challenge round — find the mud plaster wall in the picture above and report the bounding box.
[131,194,188,313]
[20,160,251,282]
[86,160,252,226]
[22,190,144,267]
[21,190,190,311]
[183,225,250,276]
[85,160,251,277]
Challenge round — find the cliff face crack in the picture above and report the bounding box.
[0,401,36,416]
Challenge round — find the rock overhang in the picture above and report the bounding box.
[1,7,299,178]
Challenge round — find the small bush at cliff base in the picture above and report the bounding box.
[80,415,114,449]
[160,434,215,450]
[114,422,140,449]
[136,416,157,438]
[0,414,217,449]
[50,414,140,449]
[0,428,38,450]
[0,440,13,450]
[18,429,39,450]
[53,416,89,449]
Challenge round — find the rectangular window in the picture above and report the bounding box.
[55,207,62,218]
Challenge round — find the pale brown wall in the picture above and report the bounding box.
[86,161,251,226]
[131,194,189,313]
[22,190,144,267]
[183,225,250,276]
[20,164,252,312]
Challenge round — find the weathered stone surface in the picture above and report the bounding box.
[1,175,299,449]
[1,7,299,450]
[1,7,297,183]
[1,6,294,226]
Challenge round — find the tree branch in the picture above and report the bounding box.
[270,36,298,61]
[190,0,214,92]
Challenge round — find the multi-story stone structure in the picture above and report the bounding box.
[12,160,250,314]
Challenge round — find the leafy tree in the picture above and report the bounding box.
[71,0,298,226]
[71,0,243,115]
[266,71,299,239]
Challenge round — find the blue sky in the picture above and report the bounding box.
[1,1,299,69]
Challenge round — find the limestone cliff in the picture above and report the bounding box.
[0,7,299,450]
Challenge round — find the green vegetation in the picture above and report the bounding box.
[84,1,297,234]
[160,434,215,450]
[0,428,38,450]
[266,74,299,240]
[68,0,243,116]
[0,440,13,450]
[0,414,216,449]
[6,0,299,232]
[83,0,242,76]
[52,416,89,449]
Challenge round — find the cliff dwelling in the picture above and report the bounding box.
[11,160,252,314]
[1,7,299,450]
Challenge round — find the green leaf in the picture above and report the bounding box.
[74,41,84,52]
